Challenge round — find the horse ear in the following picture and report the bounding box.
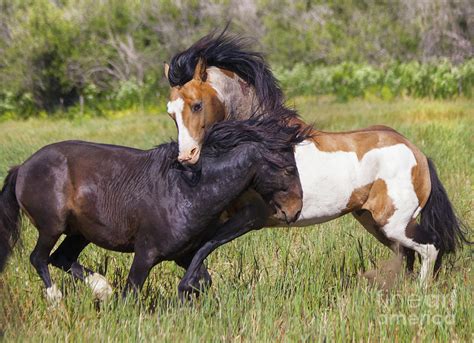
[163,62,170,80]
[193,58,207,82]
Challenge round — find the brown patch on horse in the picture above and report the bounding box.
[361,179,396,227]
[410,156,431,209]
[345,184,372,213]
[313,126,403,160]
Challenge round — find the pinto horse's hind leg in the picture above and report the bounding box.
[49,235,113,300]
[383,216,439,286]
[30,232,63,304]
[353,209,416,273]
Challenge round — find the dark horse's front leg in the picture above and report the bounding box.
[174,254,212,297]
[178,198,270,301]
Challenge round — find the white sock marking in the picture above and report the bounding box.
[46,284,63,305]
[85,273,113,301]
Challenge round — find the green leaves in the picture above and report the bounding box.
[276,61,474,102]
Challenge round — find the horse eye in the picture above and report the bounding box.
[191,102,202,112]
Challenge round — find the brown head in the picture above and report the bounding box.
[165,31,290,165]
[166,59,227,164]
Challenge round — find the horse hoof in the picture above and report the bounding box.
[85,273,113,301]
[46,284,63,305]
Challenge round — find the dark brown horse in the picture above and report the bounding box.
[0,118,307,302]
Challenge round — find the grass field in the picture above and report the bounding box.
[0,97,472,341]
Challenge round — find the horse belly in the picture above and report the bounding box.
[293,141,361,226]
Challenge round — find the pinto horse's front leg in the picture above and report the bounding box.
[178,199,270,301]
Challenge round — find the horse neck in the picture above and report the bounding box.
[207,67,261,120]
[180,146,258,215]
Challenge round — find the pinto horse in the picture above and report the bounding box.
[165,31,470,285]
[0,119,306,302]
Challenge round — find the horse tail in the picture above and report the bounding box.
[420,158,471,256]
[0,166,21,272]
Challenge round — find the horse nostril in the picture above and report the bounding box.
[190,147,197,156]
[178,155,191,162]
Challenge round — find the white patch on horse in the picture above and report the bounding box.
[207,67,258,119]
[293,141,419,226]
[85,273,113,301]
[46,284,63,304]
[167,98,198,156]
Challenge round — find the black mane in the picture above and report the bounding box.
[168,29,293,116]
[156,113,311,182]
[201,115,311,168]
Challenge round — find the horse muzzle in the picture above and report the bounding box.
[178,147,201,165]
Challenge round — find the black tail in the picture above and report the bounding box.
[0,166,21,272]
[420,159,471,254]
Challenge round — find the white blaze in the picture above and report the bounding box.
[167,98,199,155]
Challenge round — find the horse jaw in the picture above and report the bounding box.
[207,67,259,120]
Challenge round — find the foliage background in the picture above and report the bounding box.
[0,0,473,118]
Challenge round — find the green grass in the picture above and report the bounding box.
[0,97,472,341]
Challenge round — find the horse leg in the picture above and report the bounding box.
[175,254,212,298]
[403,246,416,274]
[353,210,416,274]
[178,200,268,301]
[122,242,160,298]
[49,235,113,300]
[30,232,62,304]
[380,207,439,286]
[398,220,440,284]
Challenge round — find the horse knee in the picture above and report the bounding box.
[29,250,45,271]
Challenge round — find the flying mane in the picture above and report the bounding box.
[167,29,296,117]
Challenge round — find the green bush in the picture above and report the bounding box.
[276,60,474,101]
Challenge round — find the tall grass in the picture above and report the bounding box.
[0,98,472,341]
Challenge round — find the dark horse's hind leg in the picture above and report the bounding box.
[178,200,269,301]
[49,235,113,300]
[30,232,62,303]
[175,254,212,298]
